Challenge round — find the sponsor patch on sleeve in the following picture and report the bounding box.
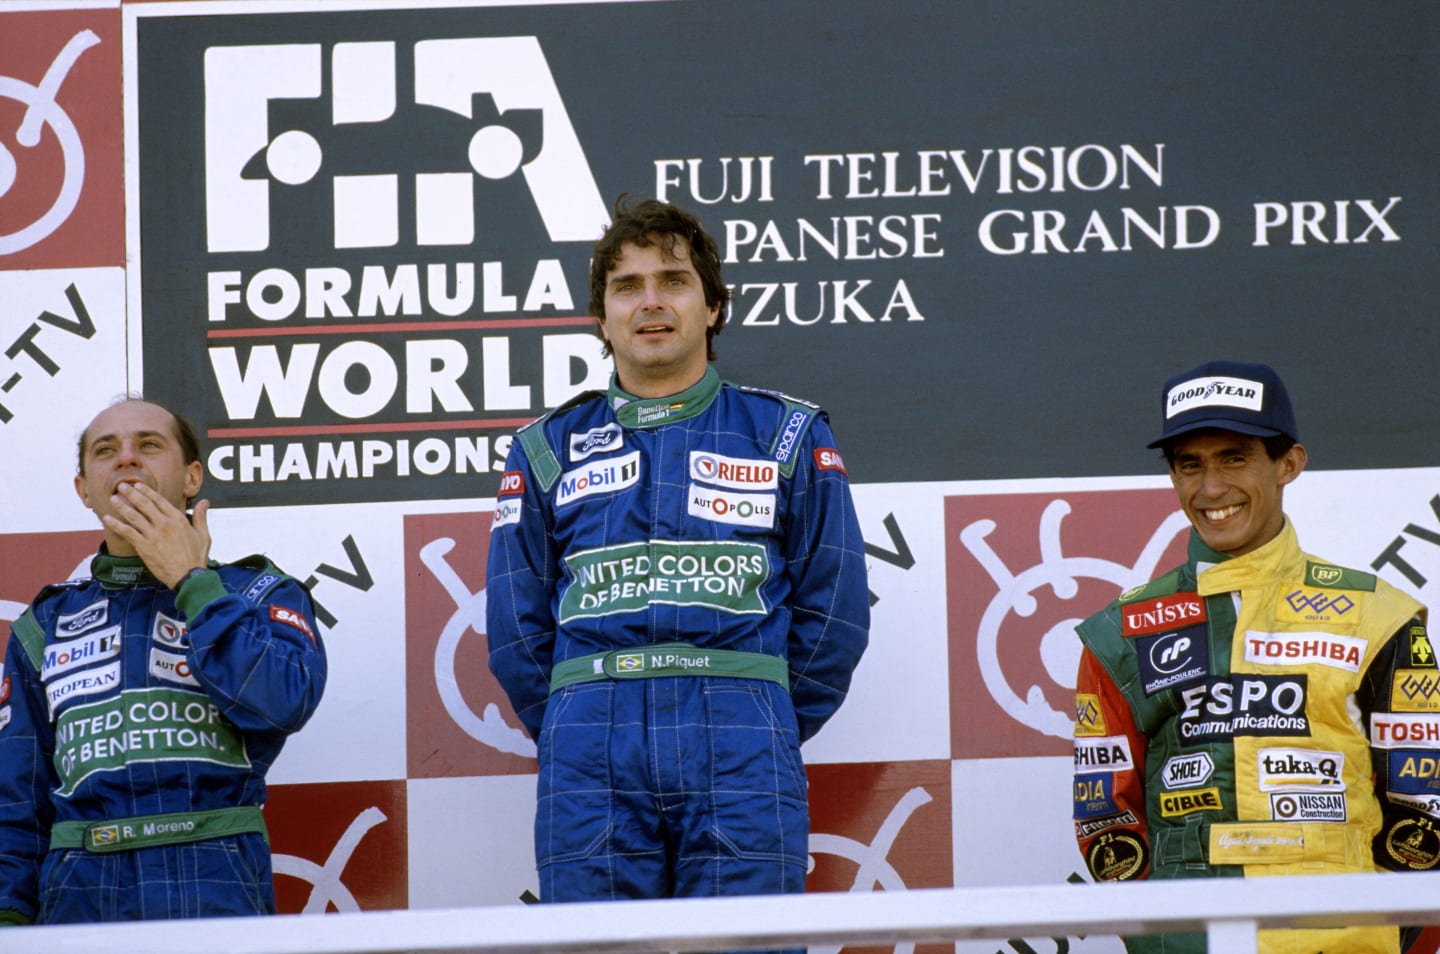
[1384,816,1440,870]
[814,447,847,475]
[1085,829,1147,881]
[270,605,316,644]
[0,674,9,706]
[1074,693,1107,737]
[1411,627,1437,669]
[1392,671,1440,713]
[1074,735,1133,773]
[497,470,526,497]
[1074,773,1118,819]
[492,498,522,529]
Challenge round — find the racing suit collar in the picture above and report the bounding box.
[91,545,162,589]
[608,366,721,429]
[1194,517,1300,596]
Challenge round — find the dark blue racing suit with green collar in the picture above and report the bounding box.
[0,549,326,925]
[486,367,869,914]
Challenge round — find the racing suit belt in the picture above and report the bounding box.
[1208,821,1369,866]
[50,805,268,854]
[549,642,789,693]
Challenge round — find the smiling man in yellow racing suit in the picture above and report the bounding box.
[1073,360,1434,954]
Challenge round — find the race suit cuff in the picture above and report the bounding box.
[174,567,227,617]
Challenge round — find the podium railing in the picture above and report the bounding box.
[19,871,1440,953]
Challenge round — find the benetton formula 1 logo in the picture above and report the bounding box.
[204,37,605,253]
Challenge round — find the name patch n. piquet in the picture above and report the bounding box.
[559,540,770,622]
[1122,592,1207,637]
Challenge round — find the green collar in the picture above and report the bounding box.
[1186,527,1232,568]
[609,367,721,429]
[91,549,160,588]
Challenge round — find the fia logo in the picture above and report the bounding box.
[204,37,606,253]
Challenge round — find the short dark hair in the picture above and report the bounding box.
[77,397,202,476]
[1160,428,1298,467]
[588,194,730,360]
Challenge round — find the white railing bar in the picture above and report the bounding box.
[24,871,1440,954]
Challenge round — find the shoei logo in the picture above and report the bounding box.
[203,37,605,253]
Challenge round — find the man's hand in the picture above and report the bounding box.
[104,482,212,588]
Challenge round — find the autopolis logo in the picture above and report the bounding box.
[203,36,606,253]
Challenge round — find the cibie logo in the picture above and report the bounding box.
[203,37,606,253]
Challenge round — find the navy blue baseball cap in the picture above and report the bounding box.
[1147,360,1299,449]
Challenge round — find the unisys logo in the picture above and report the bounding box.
[1122,592,1206,637]
[945,488,1190,758]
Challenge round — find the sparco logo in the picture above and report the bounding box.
[204,37,605,252]
[773,410,807,464]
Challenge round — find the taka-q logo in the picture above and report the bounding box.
[203,37,606,253]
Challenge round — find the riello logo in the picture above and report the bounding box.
[202,37,606,253]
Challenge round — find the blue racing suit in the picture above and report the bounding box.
[0,548,326,924]
[486,367,869,914]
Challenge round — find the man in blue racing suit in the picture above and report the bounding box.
[0,399,327,924]
[486,197,869,933]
